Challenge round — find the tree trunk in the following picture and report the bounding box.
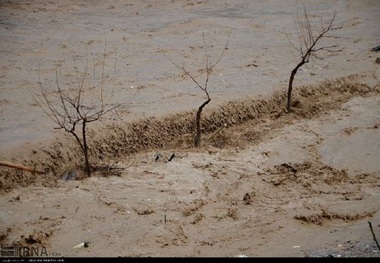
[195,98,211,147]
[82,120,91,177]
[287,61,305,112]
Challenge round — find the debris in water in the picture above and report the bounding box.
[168,153,175,162]
[154,153,162,162]
[73,241,90,249]
[60,170,78,181]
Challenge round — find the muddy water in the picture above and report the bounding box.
[0,0,378,153]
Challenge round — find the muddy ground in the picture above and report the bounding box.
[0,0,380,258]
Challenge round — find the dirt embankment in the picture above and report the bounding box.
[0,74,377,193]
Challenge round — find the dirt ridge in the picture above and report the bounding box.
[0,75,376,192]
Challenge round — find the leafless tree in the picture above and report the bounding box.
[30,44,122,177]
[285,3,342,112]
[368,221,380,251]
[163,31,229,147]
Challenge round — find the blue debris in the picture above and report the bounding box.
[60,170,78,180]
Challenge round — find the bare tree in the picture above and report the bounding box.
[30,44,122,177]
[163,31,229,147]
[285,3,342,112]
[368,221,380,251]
